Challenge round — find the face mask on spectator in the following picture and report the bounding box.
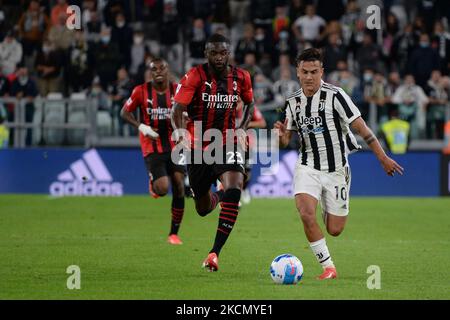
[19,76,28,85]
[116,20,125,28]
[42,45,51,54]
[101,35,110,44]
[363,73,373,82]
[419,42,429,48]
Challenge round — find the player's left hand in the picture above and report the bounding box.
[236,129,248,152]
[381,156,404,177]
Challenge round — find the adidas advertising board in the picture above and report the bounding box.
[49,149,123,197]
[0,149,443,196]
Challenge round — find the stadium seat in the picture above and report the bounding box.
[67,92,88,145]
[43,92,65,145]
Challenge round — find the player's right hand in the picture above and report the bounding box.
[274,119,288,136]
[381,156,404,177]
[138,124,159,139]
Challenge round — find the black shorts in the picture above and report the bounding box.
[144,152,185,181]
[187,147,246,198]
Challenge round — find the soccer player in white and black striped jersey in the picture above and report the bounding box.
[274,48,404,280]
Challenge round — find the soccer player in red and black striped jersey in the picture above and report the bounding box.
[121,58,186,246]
[171,34,254,271]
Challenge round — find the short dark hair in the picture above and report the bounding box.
[206,33,230,45]
[295,48,323,66]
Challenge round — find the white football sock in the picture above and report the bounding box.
[309,238,334,269]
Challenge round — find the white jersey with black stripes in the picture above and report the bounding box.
[285,81,361,173]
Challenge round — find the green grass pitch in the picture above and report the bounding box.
[0,195,449,300]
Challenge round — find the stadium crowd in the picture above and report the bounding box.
[0,0,449,148]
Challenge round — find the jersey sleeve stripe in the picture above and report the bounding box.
[335,91,354,119]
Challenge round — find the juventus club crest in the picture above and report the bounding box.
[319,99,326,111]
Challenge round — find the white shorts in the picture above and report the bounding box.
[293,163,351,216]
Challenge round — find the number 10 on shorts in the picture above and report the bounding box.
[335,186,347,201]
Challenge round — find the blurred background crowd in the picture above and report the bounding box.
[0,0,449,150]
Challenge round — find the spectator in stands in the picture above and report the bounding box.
[235,23,257,65]
[253,73,276,126]
[129,30,148,79]
[340,0,360,46]
[431,20,450,75]
[271,53,297,82]
[188,18,209,68]
[382,13,400,71]
[35,39,63,96]
[240,52,264,82]
[17,0,50,60]
[90,26,122,90]
[254,26,273,63]
[273,67,300,107]
[384,71,402,121]
[272,6,290,42]
[327,60,359,98]
[392,74,429,138]
[391,23,417,76]
[66,30,92,93]
[0,30,23,76]
[85,9,102,45]
[358,67,376,121]
[109,67,132,136]
[273,28,296,68]
[425,70,448,139]
[356,32,382,76]
[292,4,326,46]
[408,33,440,89]
[322,32,347,74]
[50,0,68,26]
[159,0,182,75]
[111,11,133,69]
[370,71,389,124]
[10,66,38,146]
[48,11,74,51]
[88,76,110,112]
[81,0,97,30]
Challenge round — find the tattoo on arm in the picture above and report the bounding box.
[364,134,376,145]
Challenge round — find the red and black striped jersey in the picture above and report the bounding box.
[123,81,177,157]
[174,63,253,149]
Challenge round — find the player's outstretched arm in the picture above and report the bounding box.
[170,102,188,143]
[274,119,293,148]
[351,117,404,177]
[120,106,159,139]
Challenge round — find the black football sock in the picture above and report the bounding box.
[209,190,225,211]
[210,188,241,256]
[170,197,184,235]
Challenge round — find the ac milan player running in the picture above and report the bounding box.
[171,34,254,271]
[121,58,186,245]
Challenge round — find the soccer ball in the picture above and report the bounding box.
[270,254,303,284]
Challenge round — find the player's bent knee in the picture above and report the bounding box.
[327,226,343,237]
[154,186,169,197]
